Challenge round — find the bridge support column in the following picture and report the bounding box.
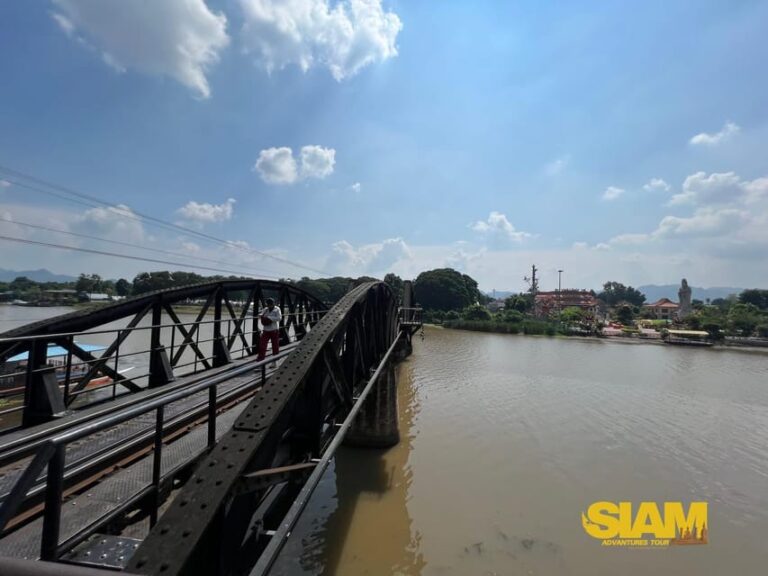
[345,361,399,448]
[23,365,67,426]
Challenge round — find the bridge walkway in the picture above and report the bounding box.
[0,400,247,560]
[0,348,296,561]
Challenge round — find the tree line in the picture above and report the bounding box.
[3,270,768,338]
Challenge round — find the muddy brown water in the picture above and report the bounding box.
[3,309,768,574]
[273,325,768,575]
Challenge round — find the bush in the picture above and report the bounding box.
[521,320,550,335]
[502,309,525,323]
[462,304,492,321]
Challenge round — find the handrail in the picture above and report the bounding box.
[0,345,299,560]
[0,344,298,465]
[250,331,404,575]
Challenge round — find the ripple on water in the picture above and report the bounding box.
[273,327,768,576]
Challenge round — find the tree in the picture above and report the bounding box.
[115,278,132,297]
[560,306,585,325]
[739,289,768,310]
[462,304,491,321]
[383,273,404,302]
[414,268,483,311]
[504,294,531,313]
[615,304,635,325]
[728,302,761,336]
[75,273,104,294]
[10,276,36,291]
[597,281,646,306]
[502,309,525,323]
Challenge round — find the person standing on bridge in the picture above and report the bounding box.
[257,298,282,361]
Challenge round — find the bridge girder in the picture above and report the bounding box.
[0,280,327,426]
[125,281,400,576]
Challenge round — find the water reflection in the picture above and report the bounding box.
[274,362,424,576]
[275,326,768,576]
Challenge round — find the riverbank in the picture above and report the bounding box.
[435,320,768,354]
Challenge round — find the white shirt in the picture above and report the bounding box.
[260,306,282,331]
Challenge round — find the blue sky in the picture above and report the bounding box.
[1,0,767,292]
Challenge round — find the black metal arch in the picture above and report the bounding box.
[0,280,327,427]
[127,281,400,576]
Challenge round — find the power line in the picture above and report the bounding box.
[0,234,282,279]
[0,164,333,277]
[0,217,284,278]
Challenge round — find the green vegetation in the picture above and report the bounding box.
[4,267,768,344]
[597,281,646,306]
[413,268,486,311]
[444,318,557,336]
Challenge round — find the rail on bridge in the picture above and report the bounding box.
[0,279,422,576]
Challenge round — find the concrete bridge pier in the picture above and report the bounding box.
[345,359,400,448]
[345,279,419,448]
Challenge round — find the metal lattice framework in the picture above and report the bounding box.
[0,280,326,428]
[0,280,423,576]
[126,280,400,576]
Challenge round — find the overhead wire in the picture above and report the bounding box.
[0,164,333,277]
[0,234,282,279]
[0,217,285,278]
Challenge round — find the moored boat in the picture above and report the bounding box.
[0,342,111,395]
[664,329,713,347]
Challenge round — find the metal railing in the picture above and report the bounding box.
[398,306,423,325]
[0,280,327,431]
[0,349,295,562]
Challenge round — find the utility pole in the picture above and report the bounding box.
[524,265,538,315]
[558,269,563,317]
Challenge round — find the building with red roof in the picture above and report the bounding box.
[643,297,679,320]
[534,289,599,318]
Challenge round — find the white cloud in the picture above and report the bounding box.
[446,245,486,271]
[689,122,740,146]
[299,145,336,179]
[181,241,201,254]
[743,177,768,204]
[74,204,145,243]
[50,11,75,36]
[177,198,235,223]
[545,155,570,175]
[239,0,402,81]
[0,180,11,189]
[254,147,298,184]
[328,237,412,273]
[254,145,336,184]
[609,233,651,246]
[226,239,251,251]
[602,186,625,201]
[654,207,747,239]
[52,0,229,98]
[470,212,531,242]
[643,178,670,193]
[350,182,361,193]
[669,171,743,205]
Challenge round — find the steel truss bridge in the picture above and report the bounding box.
[0,279,421,576]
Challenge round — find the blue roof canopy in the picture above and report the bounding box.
[7,342,106,363]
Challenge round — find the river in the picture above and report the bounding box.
[272,325,768,576]
[2,308,768,574]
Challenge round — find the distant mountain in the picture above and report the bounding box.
[483,290,515,300]
[0,268,77,283]
[638,284,744,303]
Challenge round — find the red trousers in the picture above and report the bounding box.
[257,330,279,360]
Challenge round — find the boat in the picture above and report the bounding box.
[0,342,118,395]
[664,329,713,347]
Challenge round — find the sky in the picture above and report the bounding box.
[1,0,767,293]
